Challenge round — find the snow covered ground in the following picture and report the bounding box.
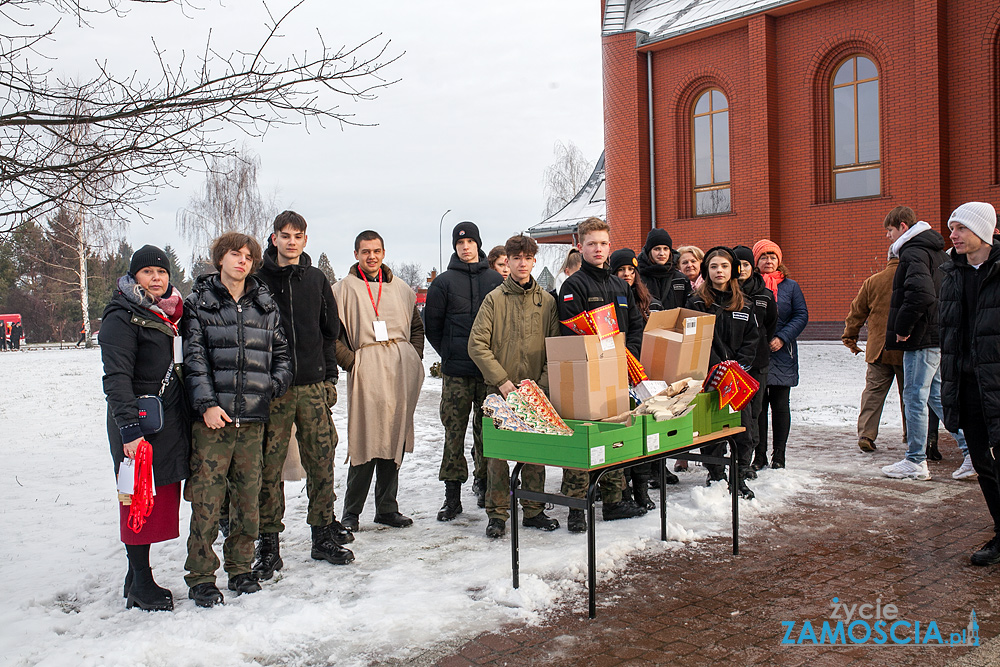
[1,342,895,666]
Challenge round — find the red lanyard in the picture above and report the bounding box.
[362,267,383,318]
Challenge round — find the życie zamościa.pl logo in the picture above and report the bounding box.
[782,598,980,647]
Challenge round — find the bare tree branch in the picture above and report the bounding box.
[0,0,401,233]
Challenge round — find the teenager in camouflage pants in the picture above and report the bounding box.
[439,376,487,483]
[184,422,265,586]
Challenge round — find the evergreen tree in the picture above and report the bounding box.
[318,252,337,285]
[163,245,192,296]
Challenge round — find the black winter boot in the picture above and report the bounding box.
[188,582,224,608]
[567,509,587,533]
[522,511,559,531]
[311,525,356,565]
[486,518,506,538]
[472,477,487,509]
[437,481,463,521]
[228,573,261,595]
[602,499,646,521]
[252,533,283,581]
[125,545,173,611]
[327,516,355,545]
[631,471,655,511]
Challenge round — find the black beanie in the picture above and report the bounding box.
[452,221,482,251]
[129,244,171,277]
[700,245,739,281]
[644,228,673,255]
[733,245,755,266]
[609,248,638,273]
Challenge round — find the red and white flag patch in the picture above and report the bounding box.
[563,294,574,301]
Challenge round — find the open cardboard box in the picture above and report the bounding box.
[546,333,629,421]
[640,308,715,383]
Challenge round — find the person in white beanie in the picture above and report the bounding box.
[939,202,1000,565]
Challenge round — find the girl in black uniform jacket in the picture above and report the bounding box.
[686,246,759,498]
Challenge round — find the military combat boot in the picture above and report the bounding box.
[311,525,356,565]
[437,480,463,521]
[567,509,587,533]
[252,533,283,581]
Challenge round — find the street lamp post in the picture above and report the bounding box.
[438,209,451,276]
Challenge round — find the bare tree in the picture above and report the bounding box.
[177,145,277,253]
[390,261,424,291]
[541,140,594,219]
[0,0,401,234]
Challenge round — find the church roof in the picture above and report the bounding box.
[603,0,800,43]
[527,152,606,240]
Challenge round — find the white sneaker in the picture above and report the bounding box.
[952,455,977,480]
[881,458,931,480]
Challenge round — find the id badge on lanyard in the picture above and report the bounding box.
[364,268,389,342]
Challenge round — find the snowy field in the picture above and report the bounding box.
[1,342,897,666]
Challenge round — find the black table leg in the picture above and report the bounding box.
[511,461,524,589]
[587,470,602,619]
[659,458,667,542]
[730,440,739,555]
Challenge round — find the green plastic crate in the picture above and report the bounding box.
[692,391,740,436]
[482,417,644,469]
[638,411,694,454]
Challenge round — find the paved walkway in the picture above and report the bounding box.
[433,426,1000,666]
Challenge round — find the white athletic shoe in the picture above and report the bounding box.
[952,455,977,480]
[881,458,931,481]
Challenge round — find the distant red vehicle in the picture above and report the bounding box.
[0,313,24,348]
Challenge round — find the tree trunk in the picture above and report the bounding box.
[77,207,91,348]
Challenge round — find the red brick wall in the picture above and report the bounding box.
[602,0,1000,337]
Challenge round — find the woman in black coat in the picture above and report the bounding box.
[686,246,759,498]
[100,245,191,612]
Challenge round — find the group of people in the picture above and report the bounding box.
[426,217,808,538]
[101,212,425,611]
[841,201,1000,570]
[1,320,22,350]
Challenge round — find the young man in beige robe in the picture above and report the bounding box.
[333,230,425,531]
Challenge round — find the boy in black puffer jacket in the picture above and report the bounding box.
[687,246,759,498]
[734,245,778,472]
[182,232,292,608]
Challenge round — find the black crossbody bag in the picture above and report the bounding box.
[136,363,173,435]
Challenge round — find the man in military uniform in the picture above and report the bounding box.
[253,211,354,581]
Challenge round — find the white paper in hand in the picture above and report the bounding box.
[117,458,135,495]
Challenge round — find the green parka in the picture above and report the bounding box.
[468,276,560,393]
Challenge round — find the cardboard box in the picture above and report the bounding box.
[546,334,629,421]
[482,417,644,469]
[640,308,715,383]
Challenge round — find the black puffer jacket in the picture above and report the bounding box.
[940,240,1000,442]
[637,250,692,310]
[558,259,644,357]
[257,242,339,386]
[183,274,293,424]
[423,250,503,377]
[686,287,759,370]
[100,287,191,486]
[885,226,947,351]
[741,272,778,372]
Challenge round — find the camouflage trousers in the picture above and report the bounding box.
[260,383,338,533]
[184,421,265,587]
[560,468,625,503]
[439,374,487,483]
[486,458,545,521]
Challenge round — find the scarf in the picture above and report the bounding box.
[117,275,184,331]
[888,220,932,258]
[762,271,784,299]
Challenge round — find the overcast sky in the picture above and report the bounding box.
[40,1,603,279]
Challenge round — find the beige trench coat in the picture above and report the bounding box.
[332,265,424,466]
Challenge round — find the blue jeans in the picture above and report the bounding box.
[902,348,968,463]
